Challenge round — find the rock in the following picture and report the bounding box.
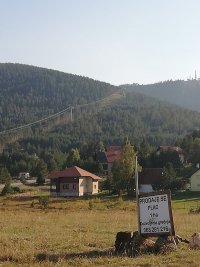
[189,233,200,249]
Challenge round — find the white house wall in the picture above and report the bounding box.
[93,180,99,194]
[79,177,99,195]
[79,178,89,195]
[191,170,200,191]
[139,184,154,193]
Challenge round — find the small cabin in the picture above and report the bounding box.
[49,166,102,197]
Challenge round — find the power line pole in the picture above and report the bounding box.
[70,106,74,122]
[135,156,140,235]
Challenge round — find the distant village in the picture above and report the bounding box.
[0,142,199,197]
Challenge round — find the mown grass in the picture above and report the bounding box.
[0,194,199,266]
[172,191,200,212]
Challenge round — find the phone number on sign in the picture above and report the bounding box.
[142,226,169,233]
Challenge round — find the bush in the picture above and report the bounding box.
[30,201,35,208]
[1,181,13,196]
[39,196,50,209]
[12,186,21,193]
[189,207,200,213]
[88,200,94,210]
[20,177,26,185]
[117,197,124,205]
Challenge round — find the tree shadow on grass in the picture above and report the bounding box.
[35,248,115,263]
[173,197,200,203]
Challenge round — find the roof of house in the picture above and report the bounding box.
[106,146,122,152]
[190,168,200,178]
[157,146,185,154]
[139,168,163,185]
[96,146,123,164]
[48,166,102,180]
[105,146,123,163]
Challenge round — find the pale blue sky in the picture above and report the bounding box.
[1,0,200,85]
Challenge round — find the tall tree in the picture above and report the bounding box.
[1,179,13,196]
[36,160,48,185]
[0,167,11,184]
[153,162,177,190]
[65,148,80,168]
[111,142,137,195]
[47,158,58,172]
[190,138,200,164]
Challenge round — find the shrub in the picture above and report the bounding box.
[20,177,26,185]
[88,200,94,210]
[189,207,200,213]
[1,180,13,196]
[12,186,21,193]
[118,197,124,205]
[39,196,50,209]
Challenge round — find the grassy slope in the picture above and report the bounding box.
[0,194,199,266]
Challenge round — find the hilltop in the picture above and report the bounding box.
[122,79,200,112]
[0,63,117,132]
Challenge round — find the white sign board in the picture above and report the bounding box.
[139,191,175,236]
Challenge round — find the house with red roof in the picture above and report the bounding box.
[49,166,102,197]
[96,146,123,175]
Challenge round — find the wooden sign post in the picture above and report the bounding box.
[135,156,141,234]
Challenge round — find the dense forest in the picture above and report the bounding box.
[52,92,200,150]
[123,79,200,112]
[0,63,117,131]
[1,63,200,177]
[1,64,200,149]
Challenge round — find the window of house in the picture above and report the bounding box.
[73,184,76,190]
[94,184,97,189]
[63,184,69,190]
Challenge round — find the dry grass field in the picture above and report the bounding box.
[0,193,199,267]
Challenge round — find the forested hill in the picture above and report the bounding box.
[1,63,200,152]
[49,92,200,150]
[0,63,117,131]
[122,79,200,112]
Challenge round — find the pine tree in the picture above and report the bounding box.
[36,160,48,185]
[65,148,80,168]
[1,179,13,195]
[0,167,11,184]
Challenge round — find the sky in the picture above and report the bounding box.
[1,0,200,85]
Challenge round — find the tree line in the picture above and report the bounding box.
[1,129,200,196]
